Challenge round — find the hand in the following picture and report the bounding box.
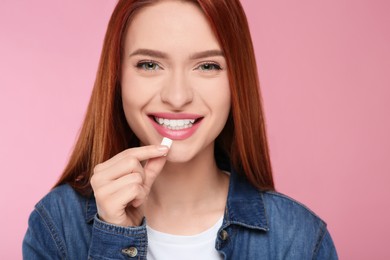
[90,145,169,227]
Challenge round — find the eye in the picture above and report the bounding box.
[197,62,222,71]
[136,61,162,71]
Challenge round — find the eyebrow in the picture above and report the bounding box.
[129,48,224,60]
[189,49,224,60]
[129,49,167,59]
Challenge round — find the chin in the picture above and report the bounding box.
[165,141,212,164]
[165,151,194,163]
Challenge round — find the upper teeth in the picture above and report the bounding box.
[155,117,195,129]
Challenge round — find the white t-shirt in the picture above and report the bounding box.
[146,216,224,260]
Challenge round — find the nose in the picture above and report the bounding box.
[160,70,193,109]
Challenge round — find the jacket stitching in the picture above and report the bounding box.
[36,202,68,259]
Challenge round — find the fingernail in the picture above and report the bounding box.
[157,145,169,152]
[157,145,169,156]
[158,138,172,156]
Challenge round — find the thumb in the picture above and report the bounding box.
[143,155,167,190]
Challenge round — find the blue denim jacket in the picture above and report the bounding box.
[23,170,338,259]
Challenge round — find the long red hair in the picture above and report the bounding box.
[55,0,274,196]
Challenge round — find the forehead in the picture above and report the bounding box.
[124,1,221,54]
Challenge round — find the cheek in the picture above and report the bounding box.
[121,74,157,111]
[218,93,231,128]
[199,77,231,114]
[215,79,231,129]
[121,76,149,130]
[197,78,231,139]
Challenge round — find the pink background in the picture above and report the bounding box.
[1,0,389,259]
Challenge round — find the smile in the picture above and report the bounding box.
[149,113,203,140]
[154,117,196,130]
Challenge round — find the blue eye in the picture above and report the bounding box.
[136,61,161,71]
[198,63,222,71]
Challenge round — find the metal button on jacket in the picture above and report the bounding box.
[121,247,138,257]
[220,230,229,241]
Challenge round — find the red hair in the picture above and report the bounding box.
[55,0,274,196]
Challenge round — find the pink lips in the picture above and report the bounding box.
[148,113,203,140]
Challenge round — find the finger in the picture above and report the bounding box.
[94,158,145,185]
[143,156,168,190]
[94,172,144,198]
[97,182,147,225]
[111,183,147,209]
[94,145,169,173]
[92,144,169,185]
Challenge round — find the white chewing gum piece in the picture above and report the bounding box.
[160,137,173,148]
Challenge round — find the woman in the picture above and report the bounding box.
[23,0,338,259]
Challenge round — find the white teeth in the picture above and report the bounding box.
[154,117,197,130]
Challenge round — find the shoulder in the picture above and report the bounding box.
[261,190,326,228]
[24,184,90,258]
[39,183,84,204]
[37,184,86,213]
[261,190,327,235]
[261,191,332,257]
[33,184,94,227]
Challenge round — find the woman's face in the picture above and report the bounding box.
[121,0,230,162]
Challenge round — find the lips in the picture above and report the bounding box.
[148,113,203,140]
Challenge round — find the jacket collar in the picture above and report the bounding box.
[223,168,269,231]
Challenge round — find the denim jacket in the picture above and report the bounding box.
[23,170,338,259]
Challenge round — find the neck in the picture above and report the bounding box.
[147,144,228,212]
[144,144,229,234]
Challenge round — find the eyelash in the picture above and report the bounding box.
[196,62,222,71]
[134,60,223,71]
[135,60,162,71]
